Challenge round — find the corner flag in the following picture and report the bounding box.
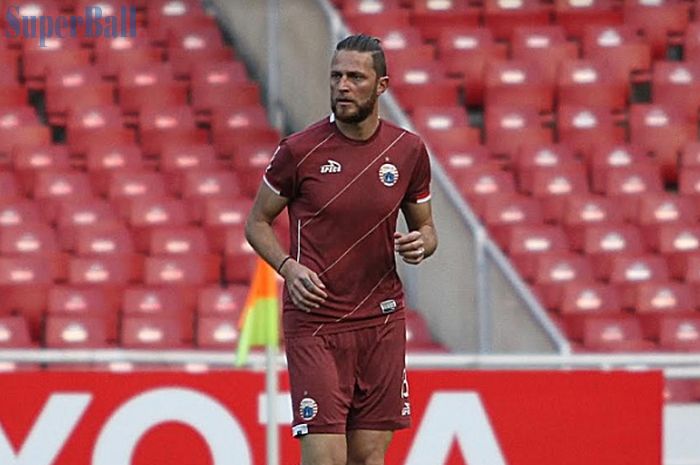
[236,258,280,366]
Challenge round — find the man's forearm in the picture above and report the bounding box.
[245,219,290,273]
[418,223,437,258]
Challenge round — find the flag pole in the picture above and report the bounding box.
[266,344,280,465]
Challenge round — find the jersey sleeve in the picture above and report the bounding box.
[263,141,296,198]
[403,141,431,204]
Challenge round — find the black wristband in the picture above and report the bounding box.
[277,255,292,274]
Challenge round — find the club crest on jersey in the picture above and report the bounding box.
[320,160,342,174]
[299,397,318,421]
[379,163,399,187]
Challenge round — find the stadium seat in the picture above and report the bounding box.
[410,0,479,41]
[580,315,657,351]
[94,30,164,78]
[657,316,700,352]
[483,0,550,40]
[388,61,460,113]
[526,164,590,220]
[146,0,216,44]
[202,197,253,252]
[580,224,647,274]
[197,284,249,317]
[531,253,596,310]
[557,105,625,159]
[0,199,42,227]
[453,168,517,214]
[0,107,51,155]
[45,66,115,125]
[68,256,133,288]
[652,61,700,120]
[581,25,652,83]
[47,285,119,340]
[510,26,579,84]
[121,314,186,348]
[86,144,145,195]
[588,144,653,193]
[0,256,53,339]
[635,193,698,235]
[664,379,699,402]
[623,0,689,59]
[12,145,71,194]
[436,27,506,105]
[515,144,580,192]
[44,315,110,348]
[633,281,696,338]
[482,194,545,247]
[484,60,555,112]
[629,104,695,182]
[73,223,136,256]
[557,59,628,110]
[405,309,447,352]
[683,22,700,63]
[144,255,216,287]
[0,64,27,107]
[601,165,664,218]
[160,144,217,190]
[107,171,169,216]
[22,37,91,89]
[196,314,240,349]
[607,254,670,308]
[0,223,66,279]
[138,105,205,156]
[55,199,121,249]
[180,171,242,212]
[431,146,497,184]
[560,195,624,249]
[223,226,258,283]
[123,286,194,341]
[117,63,187,115]
[342,0,410,31]
[559,282,623,339]
[232,143,279,198]
[66,105,134,155]
[361,24,424,51]
[167,27,234,78]
[210,113,280,159]
[554,0,622,40]
[485,105,552,156]
[503,225,571,279]
[32,171,95,221]
[0,315,33,347]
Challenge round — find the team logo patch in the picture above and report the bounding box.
[378,163,399,187]
[299,397,318,421]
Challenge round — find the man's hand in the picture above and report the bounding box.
[394,231,425,265]
[280,259,327,311]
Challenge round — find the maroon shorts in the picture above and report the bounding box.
[285,318,411,437]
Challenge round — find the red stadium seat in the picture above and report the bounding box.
[389,61,460,113]
[45,66,115,125]
[0,199,42,227]
[431,146,497,184]
[44,315,110,348]
[623,0,689,59]
[629,104,694,182]
[47,285,119,340]
[147,0,216,43]
[86,144,145,195]
[560,195,625,250]
[484,60,555,111]
[436,27,506,105]
[601,165,664,218]
[581,25,652,83]
[160,144,218,191]
[633,281,696,338]
[483,0,550,40]
[12,145,71,194]
[683,23,700,63]
[223,226,258,283]
[511,26,579,84]
[167,27,234,78]
[580,315,657,351]
[516,144,578,189]
[410,0,479,41]
[554,0,622,40]
[107,171,168,215]
[454,168,517,214]
[504,225,571,279]
[0,64,27,107]
[527,164,589,220]
[180,171,242,212]
[196,315,240,349]
[559,282,623,339]
[580,224,647,274]
[485,105,552,156]
[482,194,545,247]
[657,316,700,351]
[343,0,410,31]
[202,197,253,252]
[123,286,194,341]
[66,105,134,155]
[557,59,628,110]
[664,379,699,402]
[557,105,625,158]
[117,63,187,115]
[652,61,700,120]
[22,37,91,89]
[121,315,185,348]
[0,223,65,278]
[0,107,50,155]
[198,285,249,317]
[531,253,595,310]
[232,143,279,198]
[149,226,211,256]
[405,309,447,352]
[93,30,162,79]
[138,105,205,156]
[32,171,95,221]
[68,256,133,287]
[210,108,279,158]
[73,224,136,256]
[55,199,121,249]
[0,256,53,339]
[589,144,653,192]
[0,315,33,347]
[635,193,698,234]
[359,24,424,51]
[607,254,670,307]
[144,256,217,289]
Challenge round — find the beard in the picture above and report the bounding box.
[331,89,378,124]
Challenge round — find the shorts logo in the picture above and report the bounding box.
[402,402,411,416]
[292,424,309,437]
[320,160,342,174]
[380,299,397,314]
[401,369,411,416]
[299,397,318,421]
[378,163,399,187]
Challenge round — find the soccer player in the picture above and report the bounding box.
[245,34,437,465]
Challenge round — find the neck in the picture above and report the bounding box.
[334,110,380,141]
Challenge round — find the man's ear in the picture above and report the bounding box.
[377,76,389,96]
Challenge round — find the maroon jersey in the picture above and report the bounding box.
[264,116,431,337]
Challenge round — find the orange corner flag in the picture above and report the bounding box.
[236,258,280,366]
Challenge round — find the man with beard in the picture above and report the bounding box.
[245,34,437,465]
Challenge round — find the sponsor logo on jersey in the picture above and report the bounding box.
[299,397,318,421]
[292,424,309,437]
[380,299,398,314]
[320,160,342,174]
[379,163,399,187]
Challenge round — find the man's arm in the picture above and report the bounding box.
[394,201,438,265]
[245,183,327,310]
